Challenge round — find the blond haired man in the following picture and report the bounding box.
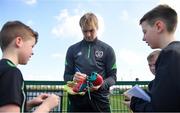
[64,13,117,112]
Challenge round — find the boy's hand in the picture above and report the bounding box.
[122,100,131,109]
[26,93,50,110]
[40,94,59,109]
[33,94,60,112]
[122,93,132,109]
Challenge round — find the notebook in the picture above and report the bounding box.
[124,85,151,102]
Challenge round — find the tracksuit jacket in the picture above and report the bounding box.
[64,38,117,111]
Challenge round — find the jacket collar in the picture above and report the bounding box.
[82,37,98,44]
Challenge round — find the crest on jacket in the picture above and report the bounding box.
[95,50,103,58]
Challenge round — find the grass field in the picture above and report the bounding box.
[110,94,131,113]
[61,93,131,113]
[25,81,149,113]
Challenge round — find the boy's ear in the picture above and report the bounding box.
[15,36,23,48]
[155,20,165,33]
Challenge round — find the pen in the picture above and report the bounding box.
[75,66,91,100]
[75,66,81,72]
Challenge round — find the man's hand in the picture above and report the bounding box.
[73,72,87,82]
[64,84,85,95]
[90,84,101,92]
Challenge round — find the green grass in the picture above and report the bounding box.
[110,94,131,113]
[61,93,131,113]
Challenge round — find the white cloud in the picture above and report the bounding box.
[51,9,105,39]
[159,0,179,10]
[20,63,65,81]
[23,0,37,5]
[97,15,105,37]
[51,53,65,60]
[24,73,60,81]
[51,9,82,39]
[115,48,154,81]
[27,20,34,26]
[117,49,145,66]
[120,10,129,21]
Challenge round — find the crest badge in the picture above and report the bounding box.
[95,50,103,58]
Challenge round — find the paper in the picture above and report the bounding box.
[124,85,151,102]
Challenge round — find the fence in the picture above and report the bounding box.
[110,81,149,113]
[25,81,149,113]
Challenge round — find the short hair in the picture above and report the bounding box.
[79,12,98,30]
[140,4,178,33]
[0,20,38,51]
[147,50,161,62]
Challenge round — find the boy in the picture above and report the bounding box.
[124,4,180,112]
[146,50,161,93]
[0,21,59,113]
[147,50,161,75]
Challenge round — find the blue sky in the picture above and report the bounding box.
[1,0,180,81]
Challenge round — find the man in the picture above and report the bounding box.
[64,12,117,112]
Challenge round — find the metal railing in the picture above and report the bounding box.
[25,81,149,113]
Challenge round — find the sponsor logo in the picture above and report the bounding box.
[77,51,82,56]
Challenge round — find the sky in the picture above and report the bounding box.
[0,0,180,81]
